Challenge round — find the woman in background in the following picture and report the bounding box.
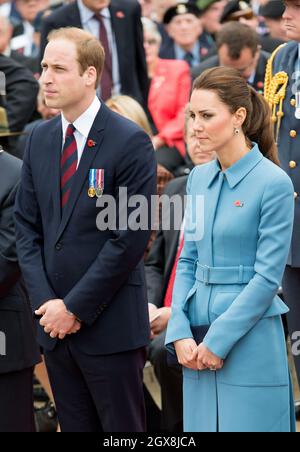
[142,18,191,167]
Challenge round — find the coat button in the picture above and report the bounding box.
[290,99,296,107]
[294,192,298,200]
[55,242,62,251]
[289,160,297,169]
[290,130,297,138]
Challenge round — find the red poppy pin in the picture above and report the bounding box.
[116,10,125,19]
[257,81,264,89]
[234,200,244,207]
[87,139,96,148]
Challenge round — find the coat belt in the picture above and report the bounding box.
[195,263,255,285]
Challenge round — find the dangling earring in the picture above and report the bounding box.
[234,128,240,136]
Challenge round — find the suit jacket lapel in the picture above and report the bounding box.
[50,120,63,231]
[109,2,127,74]
[72,2,83,28]
[56,105,108,241]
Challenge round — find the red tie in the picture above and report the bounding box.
[60,124,78,210]
[164,237,184,308]
[94,14,113,101]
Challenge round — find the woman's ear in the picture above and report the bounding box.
[233,107,247,129]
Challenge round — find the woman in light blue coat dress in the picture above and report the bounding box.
[165,67,296,432]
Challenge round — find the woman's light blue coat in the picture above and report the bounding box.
[165,145,296,432]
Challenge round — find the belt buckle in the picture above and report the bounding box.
[203,265,210,286]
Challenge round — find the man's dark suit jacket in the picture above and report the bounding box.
[39,0,149,108]
[145,176,187,308]
[15,103,157,354]
[0,150,40,374]
[159,33,215,62]
[191,50,270,92]
[0,54,39,133]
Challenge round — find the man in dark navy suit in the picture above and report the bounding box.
[159,2,215,66]
[15,27,157,432]
[39,0,149,106]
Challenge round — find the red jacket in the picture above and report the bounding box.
[148,59,191,156]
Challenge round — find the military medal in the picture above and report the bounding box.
[88,169,96,198]
[95,169,104,198]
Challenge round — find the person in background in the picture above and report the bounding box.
[0,14,40,73]
[106,93,175,256]
[0,146,41,432]
[106,94,153,137]
[258,0,287,43]
[15,80,60,158]
[146,107,216,432]
[220,0,282,53]
[12,0,49,57]
[264,0,300,420]
[159,2,215,65]
[166,67,295,432]
[0,52,39,155]
[143,17,191,172]
[192,22,269,93]
[196,0,227,39]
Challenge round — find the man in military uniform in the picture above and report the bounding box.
[264,0,300,394]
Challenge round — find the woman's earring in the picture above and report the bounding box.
[234,128,240,135]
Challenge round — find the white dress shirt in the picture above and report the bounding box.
[77,0,121,96]
[61,96,101,167]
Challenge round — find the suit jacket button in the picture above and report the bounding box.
[289,160,297,169]
[290,130,297,138]
[290,99,296,107]
[55,243,62,251]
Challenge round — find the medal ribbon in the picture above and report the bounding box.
[89,169,96,189]
[96,169,104,191]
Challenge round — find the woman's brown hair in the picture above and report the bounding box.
[192,67,280,166]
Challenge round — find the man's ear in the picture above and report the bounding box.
[84,66,97,87]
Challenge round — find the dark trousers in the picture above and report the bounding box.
[148,331,183,432]
[0,367,35,432]
[44,339,147,432]
[282,265,300,385]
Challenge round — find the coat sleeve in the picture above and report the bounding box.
[14,129,57,309]
[165,168,198,350]
[0,182,20,287]
[133,1,149,109]
[203,175,295,359]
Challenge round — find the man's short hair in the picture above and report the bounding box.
[47,27,105,87]
[216,22,260,59]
